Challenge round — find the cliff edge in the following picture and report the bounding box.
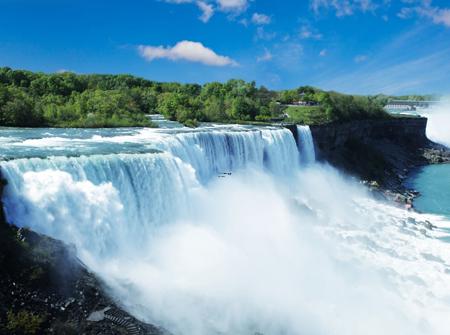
[309,117,450,191]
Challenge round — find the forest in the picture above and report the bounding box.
[0,67,393,127]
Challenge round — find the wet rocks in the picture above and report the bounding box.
[0,224,165,334]
[0,175,164,335]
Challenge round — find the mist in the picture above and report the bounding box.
[422,97,450,147]
[89,165,450,335]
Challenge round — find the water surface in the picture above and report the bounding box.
[407,164,450,218]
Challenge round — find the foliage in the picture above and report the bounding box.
[322,92,388,122]
[284,106,327,125]
[0,67,394,127]
[0,67,155,127]
[6,310,45,335]
[285,92,389,125]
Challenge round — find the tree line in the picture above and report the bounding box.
[0,67,395,128]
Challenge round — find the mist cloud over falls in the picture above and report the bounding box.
[422,97,450,147]
[7,164,450,334]
[96,166,450,335]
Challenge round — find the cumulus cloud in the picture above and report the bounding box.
[138,41,238,66]
[251,13,271,25]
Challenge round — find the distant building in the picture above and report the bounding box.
[291,101,319,106]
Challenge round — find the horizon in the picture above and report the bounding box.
[1,0,450,95]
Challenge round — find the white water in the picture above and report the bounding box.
[420,98,450,147]
[1,128,298,260]
[1,126,450,335]
[297,125,316,164]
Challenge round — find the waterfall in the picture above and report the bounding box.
[1,125,450,335]
[0,127,299,260]
[1,153,198,259]
[157,128,299,182]
[296,125,316,164]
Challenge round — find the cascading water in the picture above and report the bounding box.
[296,125,316,164]
[1,125,450,335]
[420,98,450,148]
[0,127,299,260]
[1,153,198,260]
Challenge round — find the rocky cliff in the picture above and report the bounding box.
[310,117,428,151]
[307,117,449,190]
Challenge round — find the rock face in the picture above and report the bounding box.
[0,174,164,335]
[310,117,429,152]
[307,117,449,191]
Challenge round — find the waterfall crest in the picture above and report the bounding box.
[0,127,299,259]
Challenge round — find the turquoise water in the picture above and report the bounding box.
[407,164,450,218]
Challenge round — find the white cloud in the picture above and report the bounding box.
[419,6,450,27]
[251,13,271,25]
[431,8,450,27]
[163,0,248,22]
[319,49,327,57]
[217,0,248,12]
[311,0,378,17]
[138,41,238,66]
[354,54,368,63]
[197,1,214,22]
[299,25,323,39]
[398,1,450,27]
[255,27,277,41]
[256,48,273,62]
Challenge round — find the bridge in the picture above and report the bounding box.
[385,100,440,110]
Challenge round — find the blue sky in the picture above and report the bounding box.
[1,0,450,95]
